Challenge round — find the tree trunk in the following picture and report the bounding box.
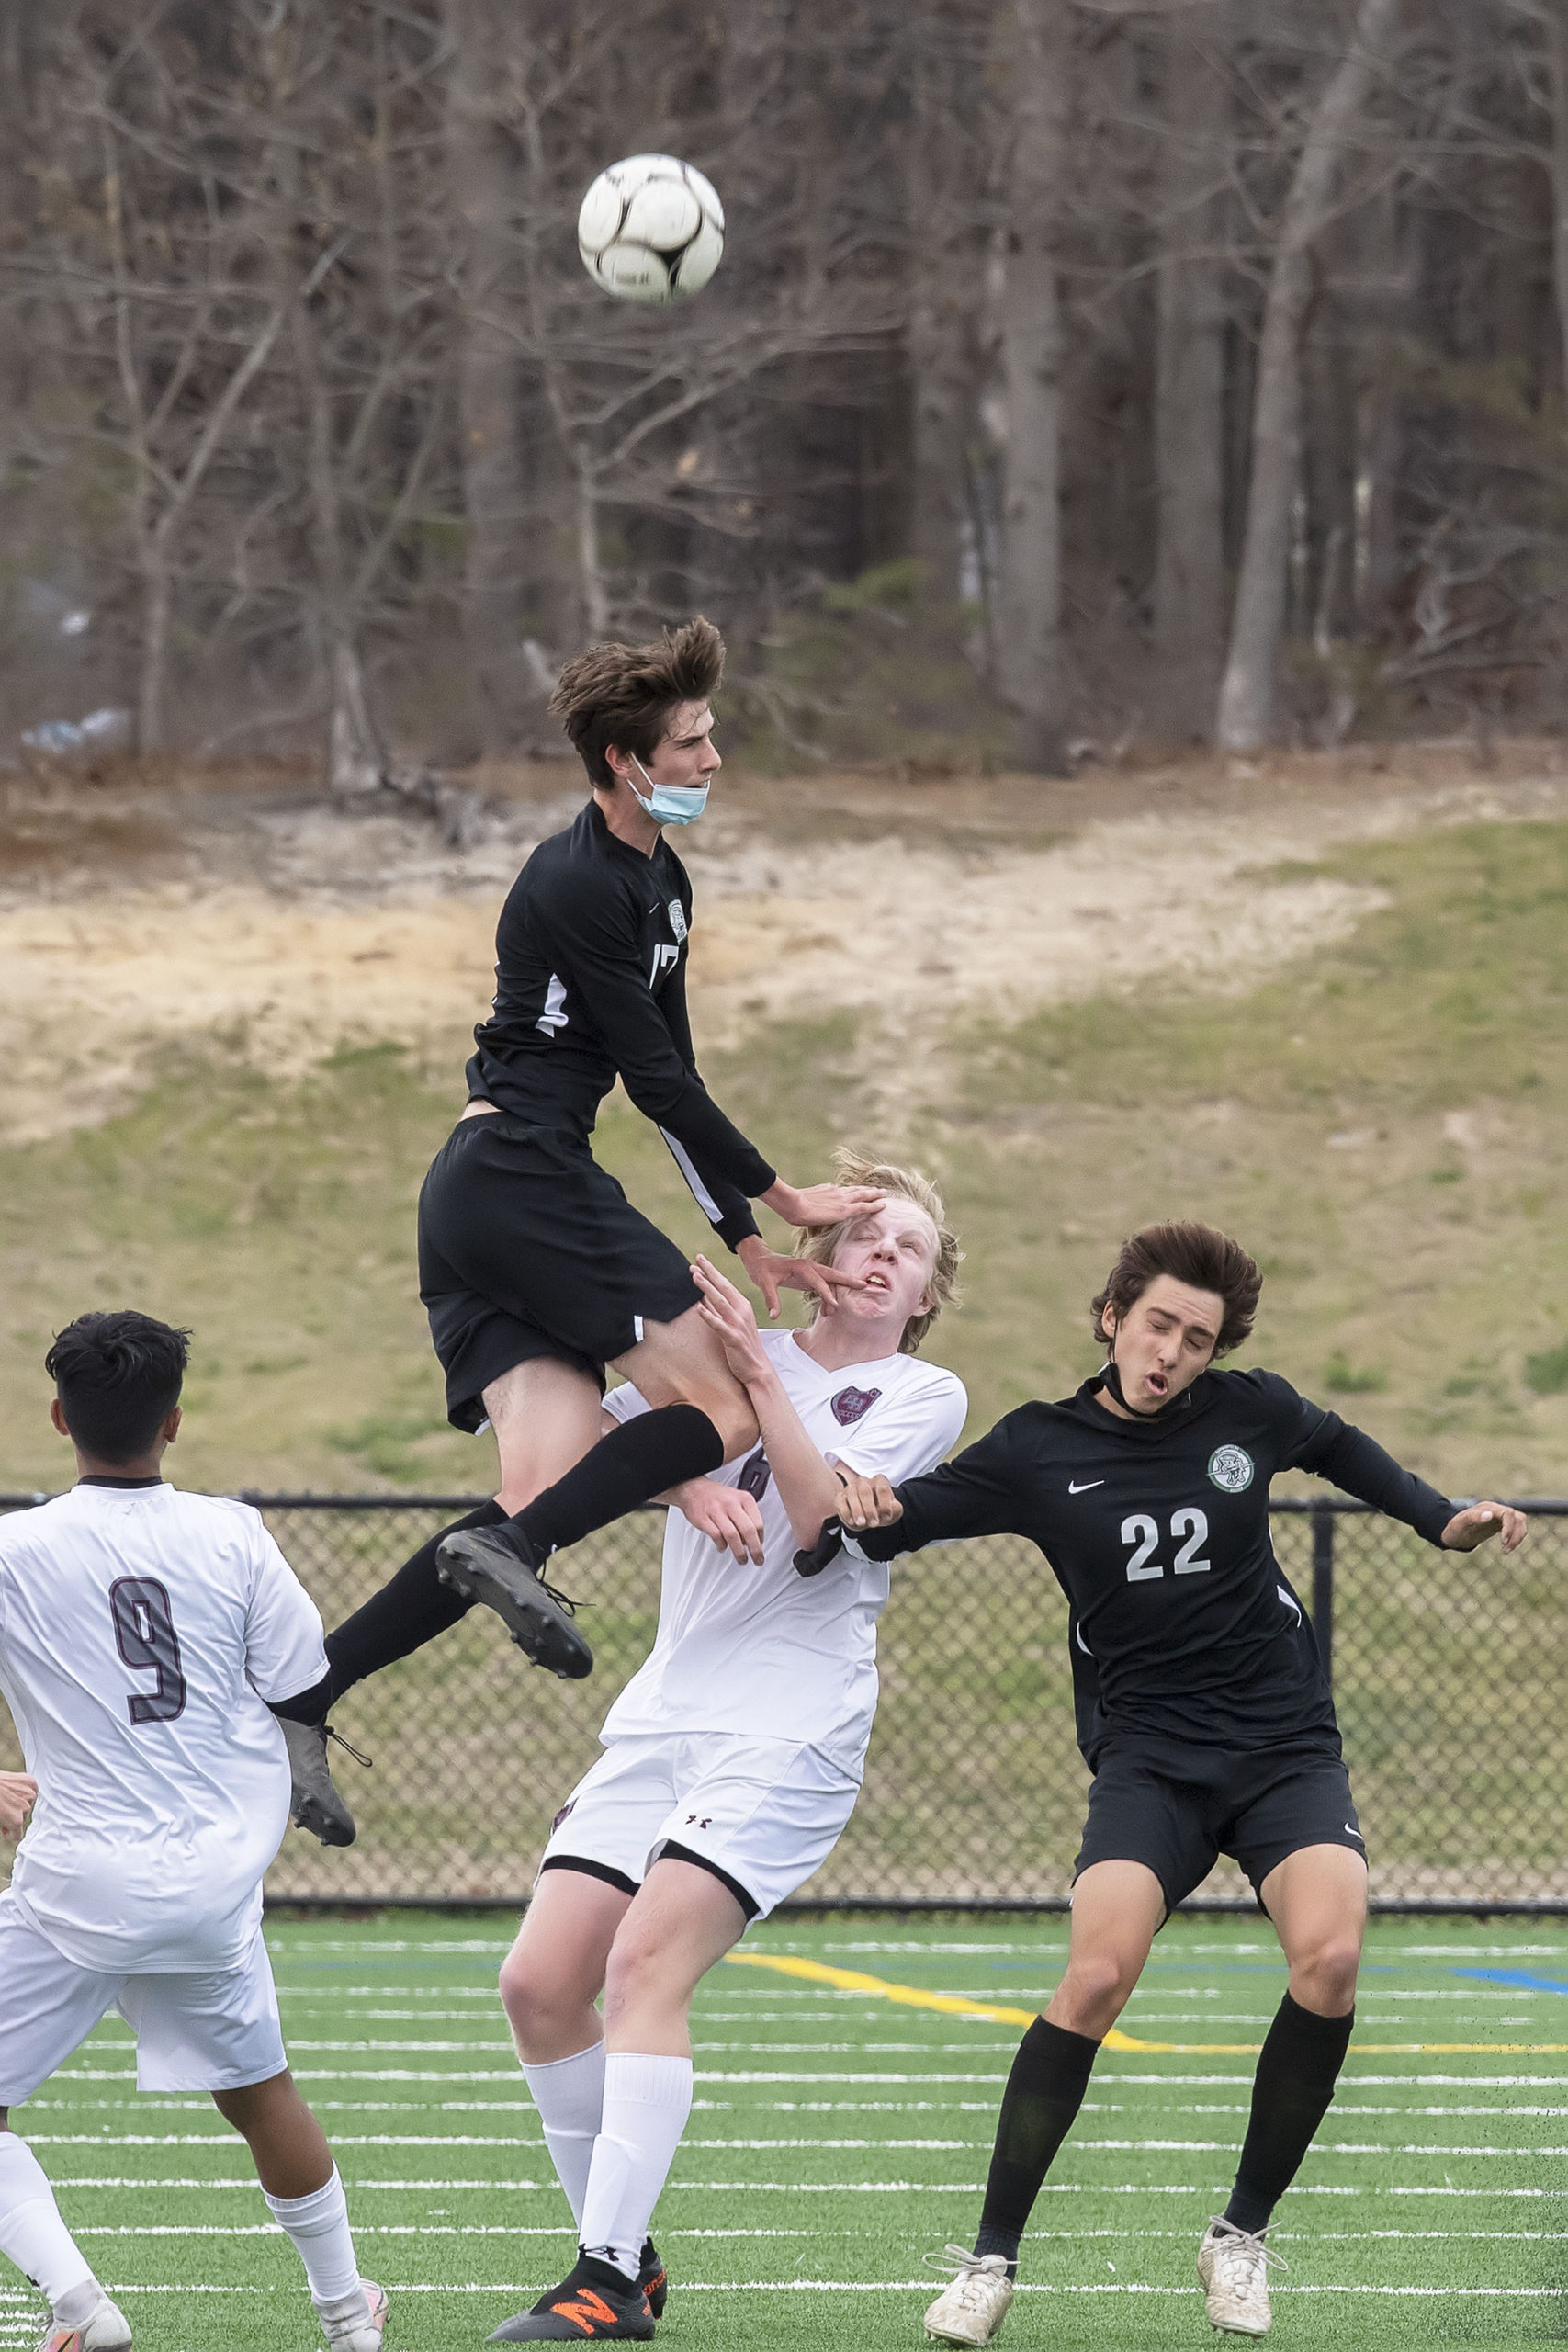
[1543,0,1568,405]
[996,0,1070,776]
[907,0,979,605]
[1214,0,1403,752]
[445,0,534,747]
[1154,0,1229,736]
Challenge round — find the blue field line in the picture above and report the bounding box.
[1455,1967,1568,1996]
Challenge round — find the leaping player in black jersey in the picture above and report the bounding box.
[829,1221,1525,2343]
[272,620,881,1838]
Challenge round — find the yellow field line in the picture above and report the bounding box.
[725,1950,1568,2057]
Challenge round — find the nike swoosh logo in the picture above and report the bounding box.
[1067,1479,1104,1495]
[1345,1824,1363,1841]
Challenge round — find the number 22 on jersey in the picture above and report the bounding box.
[1122,1508,1211,1581]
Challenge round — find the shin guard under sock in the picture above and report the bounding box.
[975,2018,1100,2271]
[269,1502,506,1724]
[1224,1992,1354,2235]
[510,1406,725,1560]
[263,2166,362,2311]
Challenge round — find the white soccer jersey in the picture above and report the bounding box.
[601,1329,967,1771]
[0,1480,326,1973]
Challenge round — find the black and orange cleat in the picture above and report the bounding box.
[489,2253,654,2342]
[637,2241,667,2322]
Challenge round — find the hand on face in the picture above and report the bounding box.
[822,1203,938,1338]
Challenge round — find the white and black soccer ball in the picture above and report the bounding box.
[577,154,724,304]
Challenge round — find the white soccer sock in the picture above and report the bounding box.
[0,2132,96,2309]
[263,2166,362,2312]
[520,2041,605,2230]
[578,2052,694,2281]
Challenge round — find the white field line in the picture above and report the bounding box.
[32,2129,1568,2158]
[55,2222,1568,2244]
[35,2092,1568,2119]
[67,2279,1568,2300]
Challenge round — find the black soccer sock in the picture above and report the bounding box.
[1224,1992,1354,2235]
[974,2017,1100,2273]
[508,1405,725,1560]
[268,1502,507,1724]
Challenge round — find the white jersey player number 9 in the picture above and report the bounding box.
[109,1576,187,1724]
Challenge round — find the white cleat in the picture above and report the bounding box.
[922,2245,1015,2346]
[37,2294,132,2352]
[318,2281,388,2352]
[1197,2219,1285,2335]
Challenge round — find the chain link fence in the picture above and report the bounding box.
[1,1494,1562,1910]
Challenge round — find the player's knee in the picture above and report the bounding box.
[603,1915,684,2017]
[1293,1933,1360,2009]
[1061,1949,1138,2026]
[499,1944,561,2035]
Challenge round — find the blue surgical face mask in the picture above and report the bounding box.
[628,752,710,828]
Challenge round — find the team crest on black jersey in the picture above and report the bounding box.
[1207,1443,1255,1494]
[668,899,687,943]
[831,1385,881,1426]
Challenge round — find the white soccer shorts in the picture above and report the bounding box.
[0,1891,288,2106]
[538,1729,863,1921]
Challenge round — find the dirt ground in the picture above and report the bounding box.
[4,737,1566,1144]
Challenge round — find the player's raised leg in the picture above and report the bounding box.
[924,1861,1165,2346]
[491,1858,746,2342]
[1197,1843,1365,2336]
[213,2070,385,2352]
[269,1357,604,1834]
[436,1305,760,1628]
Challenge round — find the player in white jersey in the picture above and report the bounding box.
[0,1312,387,2352]
[487,1153,967,2341]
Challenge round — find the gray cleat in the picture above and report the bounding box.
[279,1716,359,1848]
[435,1526,593,1679]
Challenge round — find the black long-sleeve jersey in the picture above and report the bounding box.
[855,1367,1455,1765]
[466,800,775,1250]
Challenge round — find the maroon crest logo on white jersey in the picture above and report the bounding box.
[831,1386,881,1426]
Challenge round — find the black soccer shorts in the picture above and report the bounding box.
[417,1112,702,1432]
[1074,1736,1367,1916]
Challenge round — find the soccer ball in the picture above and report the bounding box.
[577,154,724,304]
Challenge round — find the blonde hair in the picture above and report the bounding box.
[794,1147,962,1355]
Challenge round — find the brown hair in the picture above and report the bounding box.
[794,1147,962,1356]
[1091,1220,1261,1357]
[548,616,725,788]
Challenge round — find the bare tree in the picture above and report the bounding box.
[1215,0,1404,752]
[996,0,1071,775]
[1154,0,1231,735]
[445,0,540,747]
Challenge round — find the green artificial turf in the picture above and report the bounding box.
[5,1913,1562,2350]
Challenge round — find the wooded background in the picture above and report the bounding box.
[4,0,1566,782]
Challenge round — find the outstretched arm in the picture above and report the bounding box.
[690,1257,845,1544]
[1289,1398,1527,1554]
[840,1415,1030,1560]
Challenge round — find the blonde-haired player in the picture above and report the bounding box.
[488,1155,967,2341]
